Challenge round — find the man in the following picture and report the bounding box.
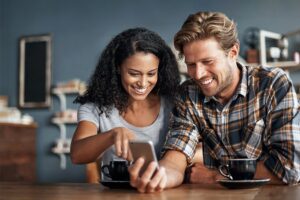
[128,11,300,193]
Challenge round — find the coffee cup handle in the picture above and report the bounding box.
[218,164,233,180]
[101,165,111,178]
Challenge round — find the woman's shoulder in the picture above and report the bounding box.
[79,102,98,111]
[79,103,117,115]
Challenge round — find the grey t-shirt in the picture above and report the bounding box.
[77,97,172,167]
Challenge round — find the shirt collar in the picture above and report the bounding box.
[204,62,248,103]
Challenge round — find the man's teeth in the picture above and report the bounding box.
[201,78,213,85]
[135,87,147,94]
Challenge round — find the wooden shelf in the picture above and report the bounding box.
[0,122,37,128]
[52,87,85,95]
[52,117,77,124]
[51,85,82,169]
[266,61,300,70]
[247,61,300,70]
[52,138,71,154]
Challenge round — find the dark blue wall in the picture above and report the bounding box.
[0,0,5,93]
[1,0,300,183]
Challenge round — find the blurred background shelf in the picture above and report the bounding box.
[51,84,83,169]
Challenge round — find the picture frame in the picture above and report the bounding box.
[19,34,52,108]
[259,30,297,68]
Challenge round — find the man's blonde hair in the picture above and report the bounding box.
[174,11,239,58]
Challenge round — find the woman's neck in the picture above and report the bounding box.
[122,94,161,127]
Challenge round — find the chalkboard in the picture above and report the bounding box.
[19,34,52,108]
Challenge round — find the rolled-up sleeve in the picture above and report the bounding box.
[264,73,300,184]
[161,95,200,165]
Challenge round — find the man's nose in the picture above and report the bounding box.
[194,64,206,80]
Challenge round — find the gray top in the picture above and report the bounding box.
[77,96,172,168]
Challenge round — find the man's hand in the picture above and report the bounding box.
[255,161,282,184]
[128,157,167,193]
[187,162,223,184]
[128,150,187,193]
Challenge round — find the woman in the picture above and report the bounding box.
[70,27,180,181]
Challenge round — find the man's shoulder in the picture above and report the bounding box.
[247,65,286,80]
[246,65,290,88]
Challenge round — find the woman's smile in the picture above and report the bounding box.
[133,86,148,95]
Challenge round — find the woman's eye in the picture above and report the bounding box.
[129,73,139,76]
[148,72,157,77]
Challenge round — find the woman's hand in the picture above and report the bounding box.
[110,127,135,160]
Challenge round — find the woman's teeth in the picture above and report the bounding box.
[135,87,147,94]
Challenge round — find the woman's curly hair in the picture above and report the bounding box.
[74,27,180,115]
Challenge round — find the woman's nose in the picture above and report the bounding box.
[137,76,147,87]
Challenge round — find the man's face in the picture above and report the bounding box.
[183,37,239,103]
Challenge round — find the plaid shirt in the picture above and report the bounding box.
[163,63,300,184]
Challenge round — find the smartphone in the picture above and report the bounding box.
[129,140,159,175]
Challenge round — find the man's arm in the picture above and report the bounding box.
[187,143,224,184]
[263,70,300,184]
[254,161,282,184]
[128,150,187,193]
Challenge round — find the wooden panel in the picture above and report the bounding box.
[0,123,36,182]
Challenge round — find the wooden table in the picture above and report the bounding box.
[1,182,300,200]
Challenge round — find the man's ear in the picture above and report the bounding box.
[229,43,240,59]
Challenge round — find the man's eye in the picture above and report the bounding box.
[203,60,213,65]
[187,64,196,68]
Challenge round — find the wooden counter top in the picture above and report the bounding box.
[1,182,299,200]
[0,122,37,128]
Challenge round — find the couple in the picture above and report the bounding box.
[71,11,300,192]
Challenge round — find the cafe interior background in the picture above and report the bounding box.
[1,0,300,183]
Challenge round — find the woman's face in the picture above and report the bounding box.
[120,52,159,101]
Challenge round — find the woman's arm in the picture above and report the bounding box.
[70,121,135,164]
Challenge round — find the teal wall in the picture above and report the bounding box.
[1,0,300,183]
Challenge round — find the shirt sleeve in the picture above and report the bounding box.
[263,71,300,184]
[77,103,100,129]
[161,90,200,165]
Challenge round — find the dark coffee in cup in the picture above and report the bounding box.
[101,160,130,181]
[218,158,257,180]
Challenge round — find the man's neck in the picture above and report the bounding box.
[215,63,241,105]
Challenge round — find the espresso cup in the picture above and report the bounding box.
[218,158,257,180]
[101,160,130,181]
